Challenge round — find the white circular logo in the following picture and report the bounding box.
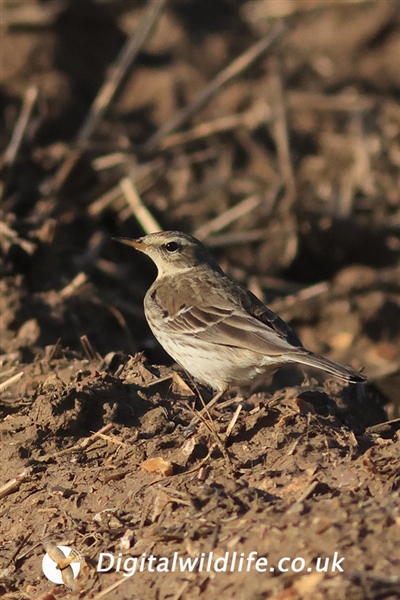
[42,544,81,590]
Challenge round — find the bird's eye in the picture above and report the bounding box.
[165,241,181,253]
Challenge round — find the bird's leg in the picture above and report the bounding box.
[199,388,226,414]
[184,388,227,433]
[197,386,252,419]
[215,391,245,411]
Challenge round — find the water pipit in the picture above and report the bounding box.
[115,231,365,410]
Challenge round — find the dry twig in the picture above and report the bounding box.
[142,20,288,153]
[119,177,161,233]
[44,424,116,460]
[225,405,242,440]
[0,221,36,255]
[3,86,38,168]
[269,281,329,313]
[45,0,166,195]
[270,58,296,214]
[159,101,272,151]
[0,468,32,500]
[80,335,100,361]
[0,371,24,393]
[194,195,262,239]
[59,272,88,299]
[76,0,167,145]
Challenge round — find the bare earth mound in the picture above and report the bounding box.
[1,2,400,599]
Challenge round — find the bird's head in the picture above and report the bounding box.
[114,231,222,276]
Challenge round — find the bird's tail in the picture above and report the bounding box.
[289,351,366,383]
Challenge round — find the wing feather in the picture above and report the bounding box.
[150,272,303,354]
[167,304,301,356]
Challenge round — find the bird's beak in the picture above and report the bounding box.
[113,237,147,251]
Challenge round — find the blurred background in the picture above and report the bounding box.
[1,0,400,414]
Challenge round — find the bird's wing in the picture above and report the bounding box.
[42,539,66,563]
[193,307,300,355]
[164,294,302,356]
[238,286,303,348]
[61,565,76,591]
[152,272,303,355]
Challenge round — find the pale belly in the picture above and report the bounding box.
[147,322,279,392]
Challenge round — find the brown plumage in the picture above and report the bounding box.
[115,231,366,396]
[42,539,83,592]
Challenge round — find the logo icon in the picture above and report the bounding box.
[42,539,83,591]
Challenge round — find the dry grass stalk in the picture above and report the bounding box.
[195,195,262,239]
[142,20,288,153]
[119,177,161,233]
[3,85,38,168]
[0,371,24,393]
[0,467,32,499]
[76,0,167,145]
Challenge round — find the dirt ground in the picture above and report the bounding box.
[1,1,400,599]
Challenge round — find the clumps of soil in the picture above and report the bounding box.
[1,1,400,599]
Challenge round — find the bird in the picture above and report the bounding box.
[114,231,366,407]
[42,539,83,592]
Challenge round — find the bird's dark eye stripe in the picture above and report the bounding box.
[165,241,181,252]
